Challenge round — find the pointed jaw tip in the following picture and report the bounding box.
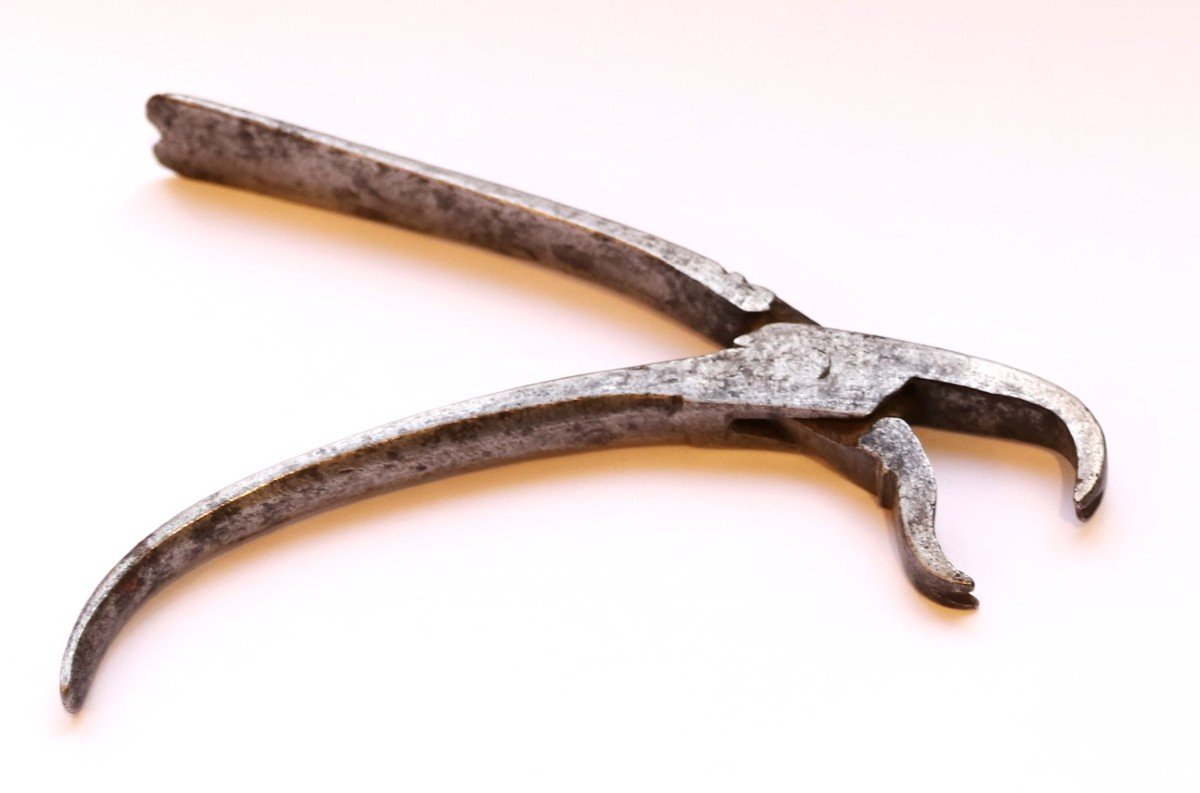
[911,569,979,610]
[927,587,980,610]
[900,553,979,608]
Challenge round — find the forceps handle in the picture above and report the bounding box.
[147,94,811,345]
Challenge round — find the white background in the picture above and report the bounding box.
[3,1,1197,789]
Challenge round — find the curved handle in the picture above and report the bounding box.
[61,323,1108,710]
[147,94,811,345]
[60,368,731,713]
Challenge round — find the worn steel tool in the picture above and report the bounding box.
[61,94,1107,713]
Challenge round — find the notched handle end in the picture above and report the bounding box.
[141,92,808,345]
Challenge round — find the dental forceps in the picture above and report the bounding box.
[60,95,1107,712]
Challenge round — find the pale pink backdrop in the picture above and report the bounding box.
[3,1,1196,789]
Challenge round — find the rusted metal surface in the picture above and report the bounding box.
[147,95,811,345]
[60,95,1107,713]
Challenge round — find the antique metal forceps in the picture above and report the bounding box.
[61,95,1108,712]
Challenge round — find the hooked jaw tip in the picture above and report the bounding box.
[921,578,978,610]
[902,552,977,609]
[903,539,978,610]
[1065,405,1106,521]
[1073,464,1106,521]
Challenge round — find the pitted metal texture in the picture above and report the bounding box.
[60,95,1107,713]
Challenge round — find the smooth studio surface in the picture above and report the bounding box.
[3,1,1197,790]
